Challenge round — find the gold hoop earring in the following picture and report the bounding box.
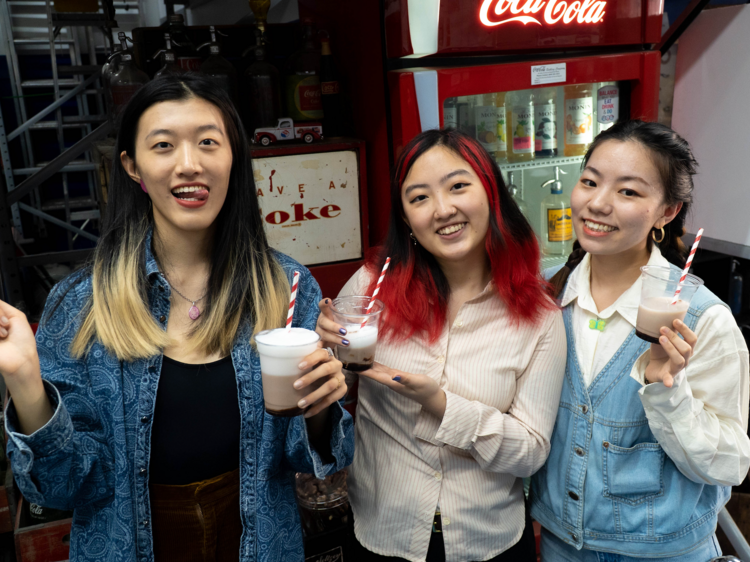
[409,232,417,246]
[652,227,665,243]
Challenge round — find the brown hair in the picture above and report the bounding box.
[549,120,696,298]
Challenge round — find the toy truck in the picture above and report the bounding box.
[253,118,323,146]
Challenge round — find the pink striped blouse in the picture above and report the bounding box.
[339,268,567,562]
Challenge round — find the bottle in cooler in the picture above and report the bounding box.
[506,171,528,218]
[596,81,620,134]
[167,14,201,72]
[505,90,535,163]
[564,84,594,156]
[495,92,507,162]
[443,97,458,129]
[474,93,499,155]
[199,26,238,103]
[456,96,474,135]
[534,87,558,158]
[284,19,323,122]
[540,166,573,256]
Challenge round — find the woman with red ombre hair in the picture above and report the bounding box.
[315,129,567,562]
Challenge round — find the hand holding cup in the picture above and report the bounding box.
[644,318,697,388]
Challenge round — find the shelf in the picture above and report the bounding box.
[497,155,584,173]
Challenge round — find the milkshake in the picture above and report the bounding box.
[256,328,320,416]
[635,265,703,345]
[331,296,384,373]
[337,325,378,372]
[635,297,690,343]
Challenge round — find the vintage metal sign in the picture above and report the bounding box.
[252,151,362,266]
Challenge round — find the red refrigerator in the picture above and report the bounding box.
[299,0,663,270]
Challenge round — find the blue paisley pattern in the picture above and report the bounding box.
[5,235,354,562]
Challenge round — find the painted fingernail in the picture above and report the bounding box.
[298,399,307,408]
[294,380,303,389]
[298,361,308,369]
[341,339,350,346]
[325,299,330,304]
[339,328,347,335]
[393,376,402,382]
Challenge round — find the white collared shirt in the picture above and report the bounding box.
[562,246,750,486]
[340,267,567,562]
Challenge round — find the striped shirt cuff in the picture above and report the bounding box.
[434,391,483,450]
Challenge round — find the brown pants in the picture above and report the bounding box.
[150,469,242,562]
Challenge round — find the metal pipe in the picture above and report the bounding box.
[718,507,750,562]
[17,203,99,242]
[6,72,101,142]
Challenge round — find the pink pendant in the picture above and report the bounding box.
[188,305,201,320]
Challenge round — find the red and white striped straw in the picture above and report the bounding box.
[361,257,390,329]
[671,228,703,304]
[286,270,300,331]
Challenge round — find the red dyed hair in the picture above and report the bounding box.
[365,129,553,344]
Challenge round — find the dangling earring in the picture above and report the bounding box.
[409,232,417,246]
[652,227,665,243]
[140,179,148,194]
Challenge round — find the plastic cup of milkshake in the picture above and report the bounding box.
[255,328,321,416]
[635,265,704,344]
[331,296,384,372]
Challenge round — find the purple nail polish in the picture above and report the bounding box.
[342,339,350,346]
[393,376,402,382]
[339,328,347,335]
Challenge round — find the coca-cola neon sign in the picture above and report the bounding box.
[479,0,606,26]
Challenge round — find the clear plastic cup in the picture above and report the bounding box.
[331,296,384,372]
[635,265,704,344]
[255,328,321,416]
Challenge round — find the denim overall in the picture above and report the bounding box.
[531,280,730,557]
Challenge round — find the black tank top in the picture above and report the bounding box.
[149,355,241,485]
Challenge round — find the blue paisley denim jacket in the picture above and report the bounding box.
[4,238,355,562]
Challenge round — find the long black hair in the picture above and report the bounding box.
[550,120,697,297]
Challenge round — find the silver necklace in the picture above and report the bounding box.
[163,275,208,321]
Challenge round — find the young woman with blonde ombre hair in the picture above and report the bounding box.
[0,73,354,562]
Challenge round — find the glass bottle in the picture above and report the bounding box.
[540,167,573,256]
[505,90,535,163]
[199,26,238,103]
[564,84,594,156]
[474,93,499,155]
[242,36,282,134]
[320,33,344,137]
[596,81,620,135]
[284,20,323,122]
[495,92,507,162]
[507,171,528,217]
[167,14,201,72]
[443,97,458,129]
[154,34,181,79]
[109,47,149,120]
[534,87,558,158]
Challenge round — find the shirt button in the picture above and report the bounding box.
[140,468,147,475]
[571,533,578,542]
[581,405,588,414]
[575,447,584,457]
[142,520,149,527]
[443,517,451,525]
[603,441,610,449]
[434,472,442,481]
[454,319,463,328]
[159,315,166,323]
[436,355,445,364]
[568,491,580,501]
[140,416,149,423]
